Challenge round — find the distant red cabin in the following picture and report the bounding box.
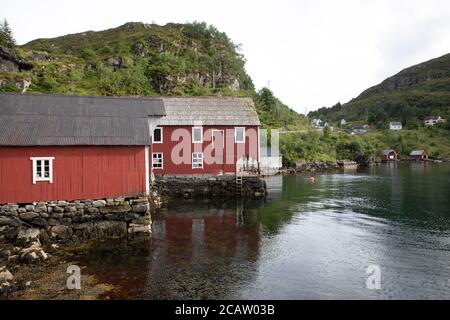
[0,93,165,204]
[381,149,397,162]
[150,98,261,176]
[410,150,429,161]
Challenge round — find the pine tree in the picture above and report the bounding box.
[0,19,16,48]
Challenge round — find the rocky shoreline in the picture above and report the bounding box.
[279,161,340,175]
[0,193,162,298]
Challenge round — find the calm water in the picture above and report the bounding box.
[76,163,450,299]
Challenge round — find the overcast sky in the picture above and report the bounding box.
[2,0,450,113]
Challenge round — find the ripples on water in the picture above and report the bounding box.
[75,163,450,300]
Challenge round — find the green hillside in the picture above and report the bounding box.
[0,21,307,131]
[309,53,450,128]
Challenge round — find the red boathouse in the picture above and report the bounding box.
[0,93,165,204]
[150,97,261,176]
[410,150,429,162]
[381,149,397,162]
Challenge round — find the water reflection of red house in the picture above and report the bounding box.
[154,208,260,264]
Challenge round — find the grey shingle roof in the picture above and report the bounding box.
[390,122,402,126]
[410,150,427,156]
[0,93,165,146]
[159,97,260,126]
[382,149,396,155]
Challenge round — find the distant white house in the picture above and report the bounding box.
[425,116,446,126]
[311,119,323,127]
[389,122,402,131]
[340,119,347,126]
[350,126,367,135]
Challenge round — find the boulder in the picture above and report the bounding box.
[128,224,151,234]
[0,216,22,226]
[0,46,33,71]
[29,217,48,227]
[93,200,106,208]
[0,268,13,282]
[1,204,19,212]
[99,204,132,214]
[19,212,40,221]
[51,225,72,240]
[132,203,149,213]
[19,240,48,263]
[17,228,40,241]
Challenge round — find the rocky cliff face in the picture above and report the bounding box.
[0,22,254,96]
[357,53,450,99]
[309,53,450,123]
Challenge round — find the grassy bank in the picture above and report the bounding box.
[280,126,450,165]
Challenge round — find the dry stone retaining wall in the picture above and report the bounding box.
[0,196,152,245]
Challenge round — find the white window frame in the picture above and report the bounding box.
[152,127,163,144]
[192,127,203,144]
[152,153,163,169]
[192,152,204,169]
[31,157,55,184]
[235,127,245,144]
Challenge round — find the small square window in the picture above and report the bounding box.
[192,152,203,169]
[192,127,203,143]
[31,157,54,184]
[152,153,163,169]
[153,127,163,143]
[235,127,245,143]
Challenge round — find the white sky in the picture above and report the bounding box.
[2,0,450,113]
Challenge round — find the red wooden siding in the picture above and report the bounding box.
[151,126,259,175]
[0,146,147,204]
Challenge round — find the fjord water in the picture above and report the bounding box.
[78,163,450,299]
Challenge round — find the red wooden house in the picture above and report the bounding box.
[381,149,397,162]
[410,150,429,161]
[0,93,165,204]
[150,97,261,176]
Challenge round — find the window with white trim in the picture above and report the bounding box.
[235,127,245,143]
[192,127,203,143]
[31,157,54,184]
[153,127,163,143]
[192,152,203,169]
[152,153,163,169]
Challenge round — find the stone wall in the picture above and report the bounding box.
[153,174,267,199]
[0,196,152,245]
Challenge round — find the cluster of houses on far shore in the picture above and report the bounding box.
[311,117,443,162]
[311,115,446,136]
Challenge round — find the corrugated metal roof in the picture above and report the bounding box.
[159,97,260,126]
[0,93,165,146]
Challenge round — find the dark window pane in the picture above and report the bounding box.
[153,128,162,142]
